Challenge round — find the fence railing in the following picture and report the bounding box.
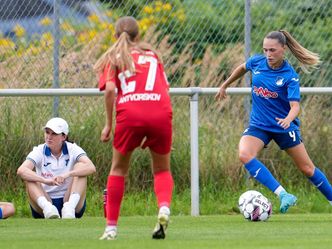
[1,87,332,216]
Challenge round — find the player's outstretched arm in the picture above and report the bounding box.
[215,63,247,101]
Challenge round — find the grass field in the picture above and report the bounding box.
[1,214,332,249]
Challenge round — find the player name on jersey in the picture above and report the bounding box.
[118,93,161,104]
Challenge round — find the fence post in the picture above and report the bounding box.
[244,0,252,112]
[52,0,60,117]
[190,87,200,216]
[244,0,252,185]
[244,0,251,87]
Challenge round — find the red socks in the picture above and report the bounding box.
[105,171,173,225]
[106,175,125,226]
[153,171,174,208]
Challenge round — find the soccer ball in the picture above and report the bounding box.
[238,190,272,221]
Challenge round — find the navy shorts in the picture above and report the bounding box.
[242,126,302,150]
[30,198,86,219]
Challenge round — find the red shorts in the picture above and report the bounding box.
[113,119,172,155]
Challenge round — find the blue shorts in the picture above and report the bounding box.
[242,126,302,150]
[30,198,86,219]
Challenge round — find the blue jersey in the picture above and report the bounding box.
[245,54,300,133]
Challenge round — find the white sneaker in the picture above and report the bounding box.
[61,203,76,219]
[43,205,60,219]
[99,228,117,240]
[152,206,170,239]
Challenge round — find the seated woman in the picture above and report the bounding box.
[17,117,96,219]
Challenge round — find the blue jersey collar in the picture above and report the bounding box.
[266,58,286,71]
[44,142,69,156]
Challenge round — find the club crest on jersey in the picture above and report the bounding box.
[253,86,278,99]
[275,77,285,86]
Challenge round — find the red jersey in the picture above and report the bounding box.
[99,50,173,154]
[99,49,172,125]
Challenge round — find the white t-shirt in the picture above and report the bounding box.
[26,141,86,198]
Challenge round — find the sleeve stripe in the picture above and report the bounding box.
[76,153,87,162]
[26,157,37,167]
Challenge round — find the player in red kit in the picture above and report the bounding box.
[94,16,173,240]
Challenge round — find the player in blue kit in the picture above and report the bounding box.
[216,30,332,213]
[0,202,15,219]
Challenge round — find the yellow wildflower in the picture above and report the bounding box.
[138,17,154,32]
[78,30,97,44]
[27,45,41,56]
[177,9,186,22]
[107,23,115,33]
[162,3,172,11]
[88,14,100,25]
[13,24,26,38]
[78,32,89,44]
[0,38,15,50]
[88,30,97,40]
[105,10,113,17]
[155,1,163,7]
[41,32,54,47]
[61,22,75,34]
[39,17,52,26]
[143,6,154,14]
[100,22,108,30]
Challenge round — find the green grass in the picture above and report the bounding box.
[1,214,332,249]
[6,185,332,218]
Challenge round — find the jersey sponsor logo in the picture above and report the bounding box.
[253,86,278,99]
[118,93,161,104]
[275,77,284,86]
[41,172,54,178]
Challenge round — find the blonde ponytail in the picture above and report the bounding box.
[266,30,321,73]
[94,32,135,75]
[94,16,163,77]
[280,30,320,73]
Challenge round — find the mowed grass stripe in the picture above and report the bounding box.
[0,214,331,249]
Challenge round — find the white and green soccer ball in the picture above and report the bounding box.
[238,190,272,222]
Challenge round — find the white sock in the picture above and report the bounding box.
[329,201,332,206]
[274,186,286,196]
[37,196,52,210]
[159,206,170,216]
[106,225,117,232]
[65,192,80,209]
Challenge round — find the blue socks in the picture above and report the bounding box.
[245,158,280,192]
[0,207,2,219]
[245,160,332,203]
[309,167,332,201]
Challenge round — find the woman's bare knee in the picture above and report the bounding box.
[298,164,315,177]
[238,150,255,164]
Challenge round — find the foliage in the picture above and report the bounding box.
[251,0,332,86]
